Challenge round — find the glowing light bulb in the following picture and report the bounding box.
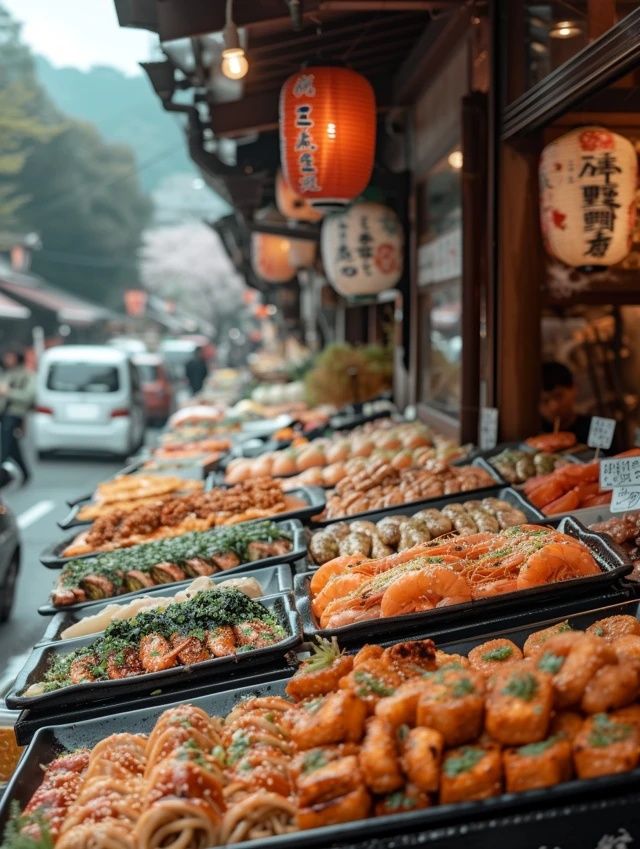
[549,20,582,39]
[327,122,336,139]
[221,47,248,80]
[448,150,463,170]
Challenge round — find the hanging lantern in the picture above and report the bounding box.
[280,66,376,209]
[251,208,317,283]
[540,126,637,267]
[275,171,322,223]
[321,201,403,296]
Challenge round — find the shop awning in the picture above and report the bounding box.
[0,266,112,326]
[0,292,30,320]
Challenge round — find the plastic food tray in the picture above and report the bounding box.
[7,598,640,848]
[40,517,306,570]
[7,593,301,711]
[37,560,295,620]
[295,515,633,644]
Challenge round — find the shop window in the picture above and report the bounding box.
[416,151,462,417]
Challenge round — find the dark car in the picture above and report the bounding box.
[132,353,175,426]
[0,466,20,623]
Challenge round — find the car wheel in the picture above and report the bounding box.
[0,553,19,623]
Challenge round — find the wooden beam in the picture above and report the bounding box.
[588,0,616,41]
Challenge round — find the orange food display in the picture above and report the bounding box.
[523,449,640,516]
[525,432,577,453]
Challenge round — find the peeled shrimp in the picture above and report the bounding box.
[379,565,472,618]
[516,541,599,590]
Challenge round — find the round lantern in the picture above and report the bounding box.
[279,66,376,209]
[275,171,322,223]
[251,208,317,283]
[539,126,637,267]
[321,201,403,296]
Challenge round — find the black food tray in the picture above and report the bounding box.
[306,486,544,545]
[295,515,633,644]
[311,460,503,527]
[8,597,640,847]
[37,561,294,624]
[6,594,302,711]
[40,517,306,571]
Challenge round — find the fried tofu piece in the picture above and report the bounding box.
[416,668,485,747]
[573,713,640,779]
[359,717,403,794]
[439,745,502,805]
[375,680,429,729]
[485,663,553,745]
[296,754,362,807]
[523,621,573,658]
[549,711,584,742]
[297,785,371,831]
[467,639,523,677]
[586,615,640,642]
[400,726,444,793]
[581,663,640,714]
[288,690,367,750]
[374,784,430,817]
[503,735,572,793]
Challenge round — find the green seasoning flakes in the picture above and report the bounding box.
[482,645,513,662]
[451,677,475,698]
[383,792,417,811]
[501,672,539,701]
[353,670,394,698]
[302,750,327,774]
[537,651,564,674]
[517,735,561,757]
[588,714,634,748]
[226,730,250,765]
[443,747,485,777]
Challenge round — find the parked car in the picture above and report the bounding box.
[33,346,146,459]
[107,337,147,355]
[0,466,20,623]
[133,353,174,425]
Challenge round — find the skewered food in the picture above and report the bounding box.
[51,521,293,607]
[13,616,640,849]
[23,588,286,696]
[489,448,568,484]
[308,525,600,630]
[59,575,265,640]
[320,461,495,521]
[308,497,528,565]
[62,479,304,558]
[523,449,640,515]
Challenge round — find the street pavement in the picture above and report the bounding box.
[0,437,141,686]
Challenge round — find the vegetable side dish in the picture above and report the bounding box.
[51,521,293,607]
[23,588,286,696]
[308,525,600,629]
[11,615,640,848]
[62,479,304,558]
[308,497,528,565]
[489,448,569,484]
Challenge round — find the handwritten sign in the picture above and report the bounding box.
[610,487,640,514]
[479,407,499,451]
[600,457,640,490]
[588,416,616,450]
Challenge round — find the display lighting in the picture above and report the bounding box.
[221,0,248,80]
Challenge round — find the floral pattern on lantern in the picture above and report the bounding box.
[279,67,376,209]
[540,126,637,267]
[275,171,322,222]
[321,201,403,296]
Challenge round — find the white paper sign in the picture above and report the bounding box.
[588,416,616,450]
[610,487,640,513]
[600,457,640,490]
[479,407,499,450]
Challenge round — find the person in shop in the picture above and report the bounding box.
[185,346,208,395]
[539,361,592,445]
[0,350,36,484]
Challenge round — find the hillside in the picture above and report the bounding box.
[34,55,196,192]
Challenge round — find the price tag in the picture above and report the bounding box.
[611,487,640,514]
[588,416,616,450]
[600,457,640,490]
[479,407,499,450]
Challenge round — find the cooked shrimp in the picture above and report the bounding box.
[139,634,183,672]
[485,663,553,745]
[309,556,367,595]
[400,726,444,793]
[359,717,403,794]
[467,640,523,676]
[321,603,381,630]
[69,656,98,684]
[471,579,517,599]
[573,713,640,779]
[206,626,237,657]
[170,634,210,665]
[581,663,640,713]
[439,744,502,804]
[312,573,369,617]
[379,565,472,618]
[106,648,143,679]
[516,541,599,590]
[503,735,573,793]
[587,615,640,642]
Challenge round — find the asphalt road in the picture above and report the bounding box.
[0,438,129,688]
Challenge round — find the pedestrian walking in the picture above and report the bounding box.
[185,346,208,395]
[0,350,36,484]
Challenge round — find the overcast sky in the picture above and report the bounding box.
[4,0,152,74]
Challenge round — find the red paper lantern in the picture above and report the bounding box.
[275,171,322,223]
[280,67,376,209]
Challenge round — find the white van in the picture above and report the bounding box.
[33,346,146,459]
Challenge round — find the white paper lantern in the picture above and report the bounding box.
[321,202,403,296]
[540,126,637,267]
